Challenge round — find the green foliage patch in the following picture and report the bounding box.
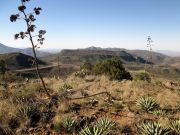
[92,59,132,80]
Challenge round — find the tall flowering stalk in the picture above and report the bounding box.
[10,0,50,97]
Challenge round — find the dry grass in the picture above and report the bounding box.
[0,73,179,134]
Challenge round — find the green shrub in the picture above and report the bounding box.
[75,62,93,78]
[75,69,90,78]
[137,120,171,135]
[93,59,132,80]
[60,83,73,91]
[136,96,159,112]
[153,109,166,117]
[135,71,151,82]
[80,62,93,72]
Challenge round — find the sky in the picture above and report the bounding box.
[0,0,180,51]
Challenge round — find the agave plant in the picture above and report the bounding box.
[59,84,73,98]
[153,109,166,117]
[137,120,171,135]
[18,105,37,117]
[79,126,108,135]
[79,118,116,135]
[96,118,116,131]
[60,83,73,91]
[169,118,180,134]
[63,117,76,133]
[136,96,159,112]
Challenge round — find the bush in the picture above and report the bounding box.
[135,71,151,82]
[93,59,132,80]
[80,62,93,72]
[75,69,90,78]
[60,83,73,92]
[75,62,93,78]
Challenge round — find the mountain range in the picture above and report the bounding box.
[1,43,180,70]
[0,43,50,57]
[42,46,180,66]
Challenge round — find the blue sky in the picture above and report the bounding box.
[0,0,180,51]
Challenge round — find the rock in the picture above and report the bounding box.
[124,107,130,112]
[110,112,118,115]
[127,112,136,118]
[85,75,95,82]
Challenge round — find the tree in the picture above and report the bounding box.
[10,0,50,97]
[93,59,132,80]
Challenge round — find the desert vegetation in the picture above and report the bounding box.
[10,0,49,96]
[0,0,179,135]
[0,64,180,134]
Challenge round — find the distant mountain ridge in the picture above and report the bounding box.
[42,46,179,66]
[156,50,180,57]
[43,47,152,65]
[86,46,180,57]
[0,43,51,57]
[85,46,169,64]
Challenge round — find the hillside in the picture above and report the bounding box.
[0,43,20,53]
[43,49,148,65]
[0,53,46,70]
[127,49,169,64]
[42,46,174,66]
[0,74,179,134]
[0,43,50,57]
[86,46,170,64]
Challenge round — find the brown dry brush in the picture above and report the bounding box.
[10,0,50,97]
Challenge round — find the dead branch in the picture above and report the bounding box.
[68,91,111,100]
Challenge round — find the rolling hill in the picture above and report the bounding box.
[86,46,170,64]
[43,49,148,65]
[0,43,50,57]
[43,46,173,65]
[0,53,46,70]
